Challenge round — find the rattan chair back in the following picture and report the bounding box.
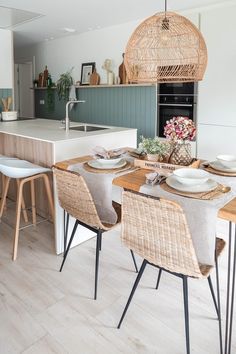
[121,191,202,278]
[53,167,104,230]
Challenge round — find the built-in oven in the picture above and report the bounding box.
[157,82,197,138]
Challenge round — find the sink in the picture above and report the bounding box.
[70,125,108,132]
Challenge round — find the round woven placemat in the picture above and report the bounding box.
[160,181,226,200]
[203,166,236,177]
[83,160,131,174]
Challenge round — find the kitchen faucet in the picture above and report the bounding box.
[64,99,85,132]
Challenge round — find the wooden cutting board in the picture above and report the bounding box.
[90,69,100,85]
[119,53,128,84]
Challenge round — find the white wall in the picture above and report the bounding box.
[0,29,13,88]
[15,20,140,84]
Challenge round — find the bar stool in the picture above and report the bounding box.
[0,159,54,260]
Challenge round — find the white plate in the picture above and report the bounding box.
[88,159,127,170]
[166,175,218,193]
[209,161,236,173]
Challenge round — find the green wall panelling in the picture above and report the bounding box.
[34,85,156,138]
[76,86,156,139]
[35,89,65,120]
[0,88,13,113]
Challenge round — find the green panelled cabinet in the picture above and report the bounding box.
[34,84,157,138]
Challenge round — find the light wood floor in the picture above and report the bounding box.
[0,204,235,354]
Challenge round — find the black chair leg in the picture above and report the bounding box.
[182,276,190,354]
[207,275,219,318]
[94,229,102,300]
[117,259,147,329]
[130,249,138,273]
[155,269,162,290]
[99,232,102,251]
[63,211,70,256]
[59,220,79,272]
[215,253,223,354]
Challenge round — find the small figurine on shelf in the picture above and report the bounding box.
[102,59,114,85]
[33,79,39,88]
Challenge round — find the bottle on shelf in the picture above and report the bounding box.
[43,66,49,87]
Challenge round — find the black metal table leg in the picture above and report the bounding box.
[63,210,69,256]
[224,222,236,354]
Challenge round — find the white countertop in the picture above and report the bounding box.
[0,118,136,143]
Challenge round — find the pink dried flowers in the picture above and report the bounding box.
[164,116,196,142]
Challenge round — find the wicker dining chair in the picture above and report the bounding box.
[117,190,225,354]
[52,166,138,300]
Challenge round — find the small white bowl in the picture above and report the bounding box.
[216,155,236,169]
[97,157,123,165]
[173,168,209,186]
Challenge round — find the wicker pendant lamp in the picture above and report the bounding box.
[124,0,208,83]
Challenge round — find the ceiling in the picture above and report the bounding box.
[0,0,228,48]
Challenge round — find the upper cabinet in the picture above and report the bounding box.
[198,4,236,127]
[0,29,13,89]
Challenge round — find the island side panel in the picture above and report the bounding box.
[0,132,54,218]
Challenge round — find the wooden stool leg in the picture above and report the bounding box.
[0,176,10,218]
[13,179,25,261]
[16,179,29,223]
[30,179,36,225]
[1,174,7,210]
[42,174,54,222]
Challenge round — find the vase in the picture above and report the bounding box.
[146,154,163,162]
[168,141,192,166]
[107,72,114,85]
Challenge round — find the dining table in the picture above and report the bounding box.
[55,154,236,354]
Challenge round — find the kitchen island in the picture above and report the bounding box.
[0,118,137,253]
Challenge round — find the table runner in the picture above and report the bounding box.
[68,157,236,266]
[68,155,134,225]
[140,173,236,266]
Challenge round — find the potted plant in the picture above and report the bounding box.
[139,136,168,161]
[56,67,74,101]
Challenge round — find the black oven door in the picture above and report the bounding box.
[158,103,194,138]
[159,82,195,95]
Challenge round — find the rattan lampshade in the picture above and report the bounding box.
[124,11,208,83]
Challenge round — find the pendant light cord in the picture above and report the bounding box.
[163,0,169,29]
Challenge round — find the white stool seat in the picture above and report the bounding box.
[0,158,54,260]
[0,159,50,179]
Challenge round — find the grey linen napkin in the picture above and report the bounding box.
[140,173,236,266]
[145,171,168,186]
[93,146,126,159]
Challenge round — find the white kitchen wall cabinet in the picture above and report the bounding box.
[197,3,236,159]
[0,29,13,89]
[197,124,236,160]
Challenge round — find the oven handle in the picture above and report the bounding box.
[159,103,193,107]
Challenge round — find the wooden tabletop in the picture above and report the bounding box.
[55,156,236,223]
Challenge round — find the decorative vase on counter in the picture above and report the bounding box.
[168,141,192,166]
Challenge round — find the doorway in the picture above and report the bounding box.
[14,62,34,118]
